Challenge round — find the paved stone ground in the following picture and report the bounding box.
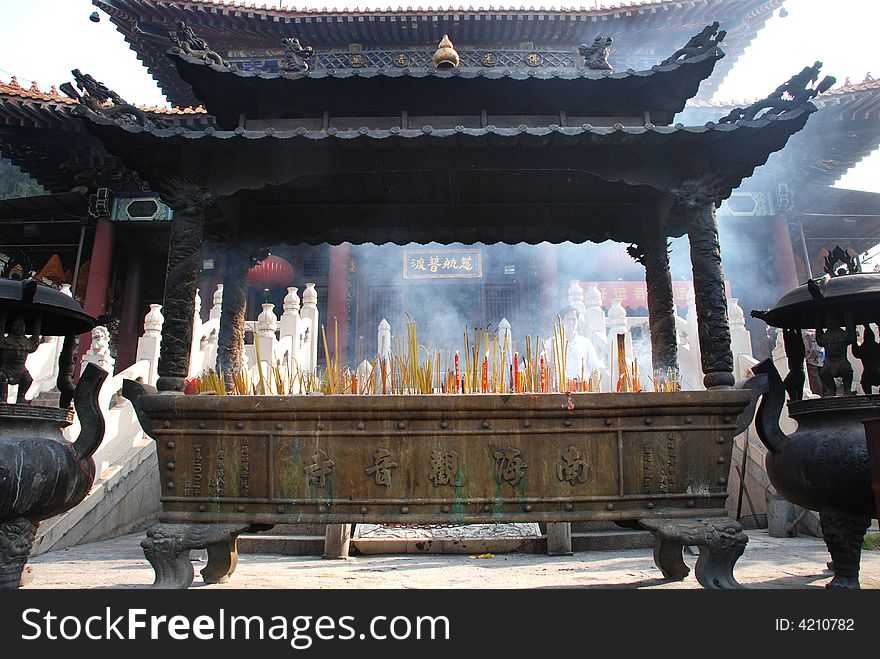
[24,529,880,589]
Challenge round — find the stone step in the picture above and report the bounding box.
[571,529,655,552]
[237,523,655,555]
[237,534,326,556]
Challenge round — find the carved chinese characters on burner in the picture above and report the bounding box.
[210,448,225,498]
[493,447,527,487]
[365,448,398,487]
[661,433,677,494]
[185,443,203,497]
[304,448,335,487]
[557,446,588,485]
[239,438,250,497]
[429,449,463,487]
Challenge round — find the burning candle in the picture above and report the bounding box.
[482,357,489,393]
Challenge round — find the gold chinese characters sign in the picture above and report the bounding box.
[403,249,482,279]
[134,390,755,525]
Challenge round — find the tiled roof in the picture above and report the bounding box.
[0,77,76,105]
[95,0,782,106]
[0,76,208,115]
[98,0,732,17]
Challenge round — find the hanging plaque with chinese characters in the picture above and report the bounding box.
[403,249,483,279]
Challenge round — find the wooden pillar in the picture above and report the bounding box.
[217,243,266,392]
[770,214,799,291]
[156,182,207,393]
[641,201,679,376]
[686,202,734,389]
[115,250,144,370]
[327,243,350,363]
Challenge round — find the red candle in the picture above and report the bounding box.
[482,357,489,393]
[514,353,519,392]
[540,355,546,393]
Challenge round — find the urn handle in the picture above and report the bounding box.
[741,358,789,454]
[72,362,108,461]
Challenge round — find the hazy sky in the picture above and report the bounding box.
[0,0,877,191]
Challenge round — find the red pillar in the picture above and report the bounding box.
[78,216,115,360]
[327,243,351,363]
[116,250,144,370]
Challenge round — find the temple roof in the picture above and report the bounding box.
[94,0,781,106]
[169,45,722,127]
[74,100,814,245]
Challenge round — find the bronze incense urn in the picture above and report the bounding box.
[747,267,880,588]
[0,278,106,588]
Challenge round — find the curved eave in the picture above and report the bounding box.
[169,47,723,127]
[75,104,814,245]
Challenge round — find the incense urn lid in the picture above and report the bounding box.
[755,272,880,329]
[0,278,94,335]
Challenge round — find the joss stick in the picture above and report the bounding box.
[454,351,460,395]
[514,352,520,393]
[616,333,630,393]
[540,353,546,393]
[334,317,340,392]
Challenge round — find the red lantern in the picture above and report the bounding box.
[247,255,294,289]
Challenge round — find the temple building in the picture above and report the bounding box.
[1,0,878,373]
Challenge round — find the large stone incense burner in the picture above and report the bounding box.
[73,20,828,589]
[0,278,106,588]
[748,268,880,588]
[126,386,756,589]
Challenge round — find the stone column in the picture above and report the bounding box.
[638,202,679,376]
[686,202,734,389]
[155,182,208,393]
[217,243,265,392]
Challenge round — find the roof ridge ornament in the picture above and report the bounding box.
[432,35,460,69]
[660,21,726,66]
[718,62,836,124]
[578,35,613,70]
[279,37,315,73]
[61,69,170,130]
[169,20,231,69]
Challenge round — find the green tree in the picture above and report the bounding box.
[0,157,45,199]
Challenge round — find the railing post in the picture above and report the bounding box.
[137,304,164,387]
